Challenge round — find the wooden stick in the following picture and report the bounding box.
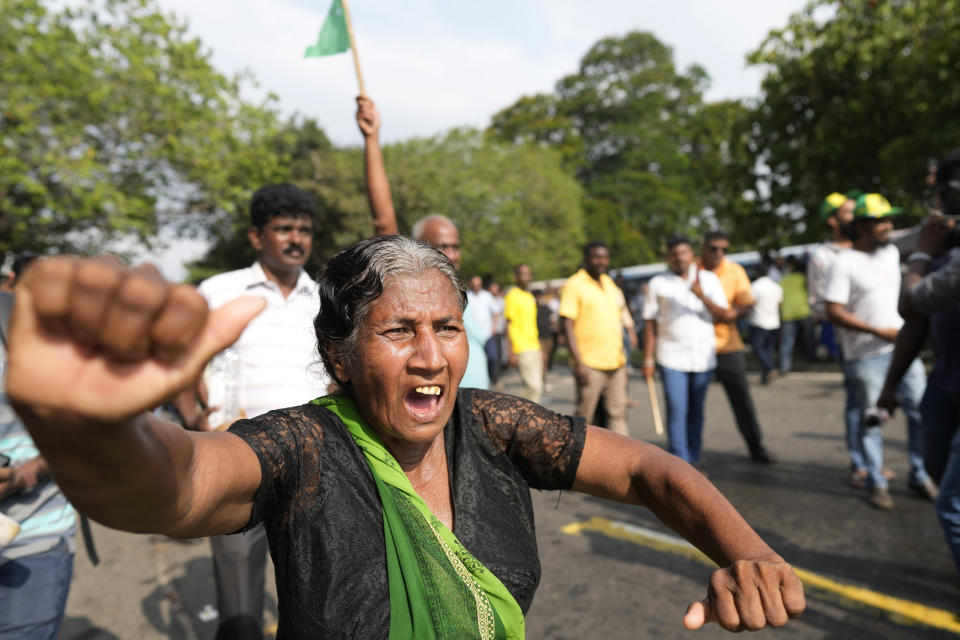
[646,374,664,437]
[340,0,366,96]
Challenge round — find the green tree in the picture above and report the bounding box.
[747,0,960,240]
[190,127,584,285]
[486,94,582,170]
[383,129,585,283]
[490,32,749,263]
[0,0,286,256]
[185,116,350,282]
[691,100,762,244]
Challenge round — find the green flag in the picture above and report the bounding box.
[304,0,350,58]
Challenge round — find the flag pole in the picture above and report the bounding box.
[646,375,664,437]
[340,0,366,96]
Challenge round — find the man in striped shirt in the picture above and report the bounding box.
[1,256,77,638]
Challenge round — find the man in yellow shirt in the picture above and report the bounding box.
[504,264,543,403]
[560,242,637,436]
[699,231,777,463]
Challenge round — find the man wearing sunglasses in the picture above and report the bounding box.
[699,231,777,464]
[824,194,935,510]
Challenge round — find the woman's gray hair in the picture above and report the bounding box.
[314,234,467,385]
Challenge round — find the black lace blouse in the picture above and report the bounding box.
[229,388,586,639]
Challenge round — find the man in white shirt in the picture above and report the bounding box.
[748,271,783,384]
[809,191,874,488]
[642,235,729,463]
[809,193,855,324]
[466,276,496,339]
[825,193,935,510]
[173,184,333,639]
[488,280,507,387]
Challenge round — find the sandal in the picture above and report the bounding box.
[850,468,896,488]
[850,469,868,489]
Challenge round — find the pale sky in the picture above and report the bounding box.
[155,0,808,146]
[146,0,809,277]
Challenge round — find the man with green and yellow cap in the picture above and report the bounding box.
[808,191,867,488]
[808,192,855,327]
[823,193,936,510]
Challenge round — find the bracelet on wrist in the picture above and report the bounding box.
[907,251,932,263]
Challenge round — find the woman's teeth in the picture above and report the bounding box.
[415,386,441,396]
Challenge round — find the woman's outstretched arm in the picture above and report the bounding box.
[573,426,805,632]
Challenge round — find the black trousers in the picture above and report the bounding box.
[211,523,268,640]
[714,351,766,456]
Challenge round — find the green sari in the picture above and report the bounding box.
[312,395,525,640]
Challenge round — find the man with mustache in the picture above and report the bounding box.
[176,183,330,640]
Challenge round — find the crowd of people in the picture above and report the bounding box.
[1,91,957,638]
[637,158,960,579]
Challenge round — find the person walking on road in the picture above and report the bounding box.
[642,235,728,463]
[824,193,935,510]
[748,269,783,385]
[504,264,543,403]
[809,192,872,488]
[699,231,777,464]
[466,275,499,385]
[779,256,814,374]
[560,241,637,436]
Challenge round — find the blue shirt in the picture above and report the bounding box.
[460,299,490,389]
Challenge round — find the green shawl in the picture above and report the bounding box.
[312,395,525,640]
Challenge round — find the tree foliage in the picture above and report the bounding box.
[185,116,344,282]
[692,100,763,244]
[384,129,585,283]
[12,0,954,276]
[489,32,752,264]
[0,0,286,255]
[190,126,584,285]
[747,0,960,240]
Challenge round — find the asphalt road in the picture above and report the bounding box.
[60,364,959,639]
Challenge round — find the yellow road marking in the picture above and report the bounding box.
[563,517,960,634]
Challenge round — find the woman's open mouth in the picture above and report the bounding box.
[404,385,443,418]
